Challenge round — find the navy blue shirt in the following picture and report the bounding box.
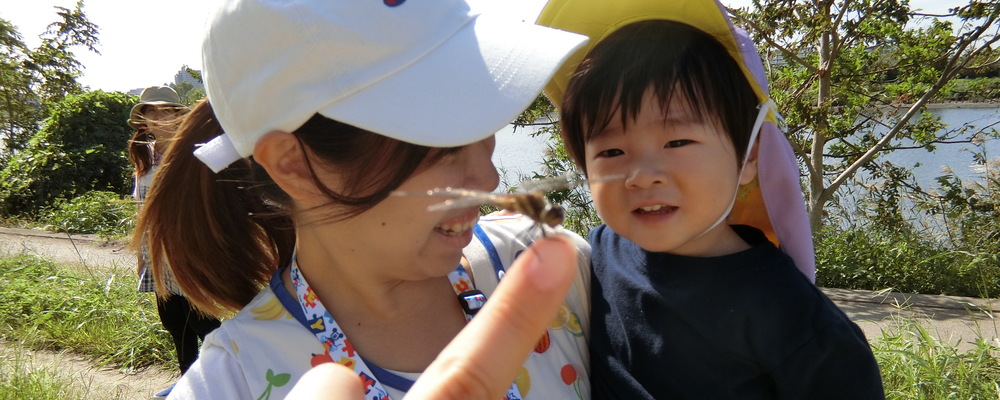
[589,224,884,399]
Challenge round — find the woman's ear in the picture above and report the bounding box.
[740,136,761,186]
[253,131,323,201]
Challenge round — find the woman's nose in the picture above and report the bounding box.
[466,137,500,192]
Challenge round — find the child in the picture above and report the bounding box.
[126,85,220,399]
[538,0,885,398]
[134,0,592,399]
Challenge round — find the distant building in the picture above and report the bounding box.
[125,65,203,96]
[174,65,203,89]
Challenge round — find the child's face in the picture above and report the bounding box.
[584,90,757,256]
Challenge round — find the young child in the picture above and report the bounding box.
[134,0,592,399]
[538,0,885,398]
[126,85,220,399]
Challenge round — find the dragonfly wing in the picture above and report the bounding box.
[427,194,493,211]
[518,171,584,193]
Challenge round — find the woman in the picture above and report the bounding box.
[127,85,220,399]
[134,0,590,399]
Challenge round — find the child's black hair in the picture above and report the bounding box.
[560,20,759,171]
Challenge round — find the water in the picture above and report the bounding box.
[491,123,554,189]
[878,106,1000,189]
[492,106,1000,193]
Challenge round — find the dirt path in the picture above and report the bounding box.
[0,227,176,400]
[0,341,177,399]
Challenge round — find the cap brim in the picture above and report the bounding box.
[129,102,188,128]
[319,15,588,147]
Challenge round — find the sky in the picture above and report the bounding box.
[0,0,965,94]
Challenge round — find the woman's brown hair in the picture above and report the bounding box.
[127,126,155,177]
[133,99,447,317]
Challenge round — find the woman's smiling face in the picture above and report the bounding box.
[308,136,500,279]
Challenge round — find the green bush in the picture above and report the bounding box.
[0,90,136,217]
[41,190,136,238]
[815,224,1000,297]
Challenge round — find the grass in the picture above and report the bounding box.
[0,254,999,397]
[0,255,173,371]
[872,318,1000,398]
[0,342,128,400]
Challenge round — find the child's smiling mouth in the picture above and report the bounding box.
[634,204,677,215]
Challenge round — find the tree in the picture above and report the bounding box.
[0,19,41,159]
[0,90,134,217]
[0,1,99,164]
[732,0,1000,231]
[171,80,206,105]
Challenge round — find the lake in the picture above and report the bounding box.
[492,105,1000,193]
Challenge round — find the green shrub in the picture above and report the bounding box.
[815,224,1000,297]
[41,191,136,238]
[0,90,135,217]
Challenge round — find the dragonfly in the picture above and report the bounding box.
[393,171,615,231]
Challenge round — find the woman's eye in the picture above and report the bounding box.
[597,148,624,158]
[666,140,692,148]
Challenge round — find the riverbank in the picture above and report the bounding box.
[926,101,1000,109]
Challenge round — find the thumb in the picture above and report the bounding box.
[286,362,365,399]
[406,235,578,399]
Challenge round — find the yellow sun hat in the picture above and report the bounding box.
[537,0,767,109]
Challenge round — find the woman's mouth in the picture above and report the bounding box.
[435,215,479,236]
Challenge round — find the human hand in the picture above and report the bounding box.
[285,235,579,399]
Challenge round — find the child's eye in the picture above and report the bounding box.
[597,148,624,158]
[665,140,692,148]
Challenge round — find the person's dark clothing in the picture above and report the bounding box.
[156,294,222,373]
[589,224,885,399]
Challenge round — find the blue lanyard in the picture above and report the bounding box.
[271,244,522,399]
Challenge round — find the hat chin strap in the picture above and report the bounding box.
[692,100,774,241]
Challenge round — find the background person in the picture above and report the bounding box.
[126,85,221,399]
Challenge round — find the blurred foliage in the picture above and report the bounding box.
[0,90,134,217]
[0,1,100,166]
[41,190,135,238]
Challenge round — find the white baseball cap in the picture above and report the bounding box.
[194,0,588,172]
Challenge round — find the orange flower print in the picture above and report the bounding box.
[534,330,551,353]
[561,364,583,399]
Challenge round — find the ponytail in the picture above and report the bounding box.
[132,99,295,317]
